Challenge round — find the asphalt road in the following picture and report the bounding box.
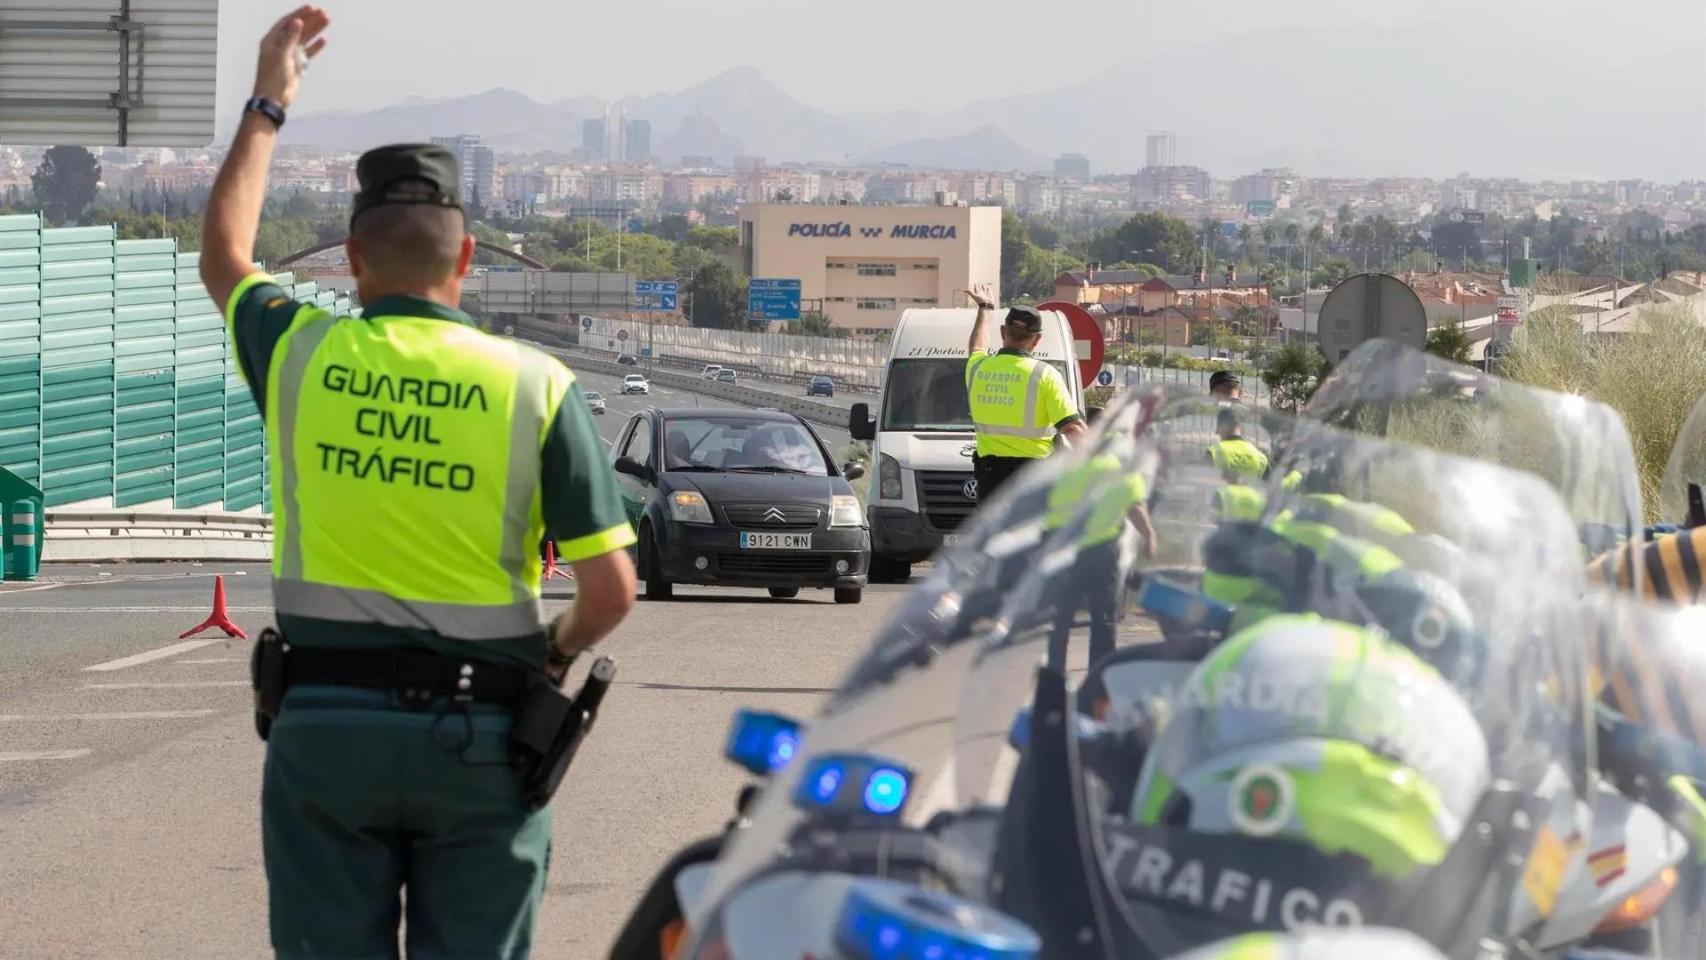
[0,564,906,958]
[573,366,858,457]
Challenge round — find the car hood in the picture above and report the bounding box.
[661,471,850,503]
[877,430,977,472]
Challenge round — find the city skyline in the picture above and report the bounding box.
[213,0,1704,182]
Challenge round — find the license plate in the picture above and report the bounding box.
[944,535,965,547]
[740,532,812,550]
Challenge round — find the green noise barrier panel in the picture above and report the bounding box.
[0,219,342,513]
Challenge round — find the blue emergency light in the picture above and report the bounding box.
[723,709,802,777]
[791,753,915,819]
[834,878,1040,960]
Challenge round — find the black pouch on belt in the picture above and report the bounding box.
[250,627,288,742]
[509,656,616,810]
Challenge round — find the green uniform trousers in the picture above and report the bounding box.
[263,686,553,960]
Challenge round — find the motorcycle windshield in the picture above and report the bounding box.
[681,390,1595,960]
[1659,391,1706,526]
[1305,341,1643,563]
[1060,405,1596,958]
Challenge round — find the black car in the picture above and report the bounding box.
[617,354,639,366]
[806,375,835,397]
[610,408,870,603]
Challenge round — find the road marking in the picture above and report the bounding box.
[0,749,92,762]
[180,657,246,664]
[0,710,217,721]
[83,639,229,672]
[6,606,271,614]
[84,680,248,690]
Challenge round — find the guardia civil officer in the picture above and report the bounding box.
[200,8,638,957]
[964,283,1087,503]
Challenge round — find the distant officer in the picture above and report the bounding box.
[200,8,637,957]
[1044,450,1155,669]
[1207,406,1269,479]
[964,283,1087,503]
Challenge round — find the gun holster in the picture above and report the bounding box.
[250,627,288,742]
[509,655,615,810]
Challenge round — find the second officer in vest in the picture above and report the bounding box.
[964,283,1086,503]
[200,9,638,956]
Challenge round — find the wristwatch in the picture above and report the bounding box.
[243,97,287,130]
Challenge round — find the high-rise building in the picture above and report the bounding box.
[625,119,651,164]
[1145,132,1176,169]
[581,119,605,158]
[429,134,497,205]
[1054,153,1091,181]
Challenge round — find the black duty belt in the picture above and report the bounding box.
[283,646,533,709]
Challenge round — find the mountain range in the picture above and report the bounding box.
[283,25,1703,181]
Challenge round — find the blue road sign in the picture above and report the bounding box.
[1096,369,1114,386]
[749,278,802,321]
[581,316,593,330]
[634,280,680,312]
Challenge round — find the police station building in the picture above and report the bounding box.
[739,203,1002,334]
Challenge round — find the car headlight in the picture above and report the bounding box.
[669,491,714,524]
[878,454,902,500]
[830,495,863,528]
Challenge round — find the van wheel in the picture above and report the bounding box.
[641,525,674,601]
[767,587,800,600]
[868,554,911,584]
[834,588,863,605]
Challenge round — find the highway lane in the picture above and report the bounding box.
[573,365,860,457]
[0,564,908,958]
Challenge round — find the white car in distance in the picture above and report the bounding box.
[621,374,650,396]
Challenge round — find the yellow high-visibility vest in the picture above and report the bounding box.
[966,349,1076,459]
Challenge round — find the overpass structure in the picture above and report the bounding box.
[465,270,641,317]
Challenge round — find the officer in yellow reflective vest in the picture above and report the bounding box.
[1207,406,1270,480]
[964,283,1086,504]
[200,10,637,957]
[1044,451,1156,668]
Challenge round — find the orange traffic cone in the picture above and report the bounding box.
[179,575,248,640]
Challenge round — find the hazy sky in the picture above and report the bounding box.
[217,0,1704,178]
[222,0,1699,115]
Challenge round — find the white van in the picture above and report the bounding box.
[849,307,1084,583]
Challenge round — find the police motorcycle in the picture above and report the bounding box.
[1297,340,1706,953]
[659,388,1603,960]
[608,447,1085,960]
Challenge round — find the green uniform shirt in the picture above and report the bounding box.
[965,347,1080,459]
[231,280,632,669]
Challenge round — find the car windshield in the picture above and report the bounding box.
[584,392,601,400]
[881,356,1070,433]
[662,416,829,475]
[625,376,644,382]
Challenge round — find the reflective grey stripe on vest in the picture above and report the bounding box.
[273,307,336,581]
[274,579,543,640]
[966,353,989,391]
[498,349,558,602]
[978,422,1057,438]
[1022,361,1052,433]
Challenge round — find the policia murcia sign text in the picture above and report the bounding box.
[313,363,490,492]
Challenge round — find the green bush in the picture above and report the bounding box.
[1503,303,1706,517]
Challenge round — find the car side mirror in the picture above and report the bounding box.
[842,461,867,482]
[614,456,653,483]
[849,402,874,441]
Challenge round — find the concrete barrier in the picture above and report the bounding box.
[43,510,273,562]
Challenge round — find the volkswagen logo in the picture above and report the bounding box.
[763,507,788,523]
[959,443,976,458]
[962,479,978,501]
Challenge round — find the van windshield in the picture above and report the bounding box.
[880,356,1070,433]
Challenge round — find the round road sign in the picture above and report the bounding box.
[617,329,629,342]
[1037,300,1106,387]
[1096,369,1114,387]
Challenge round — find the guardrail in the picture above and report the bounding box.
[44,510,273,562]
[542,344,857,434]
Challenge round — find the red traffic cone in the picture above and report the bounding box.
[542,541,574,581]
[179,575,248,640]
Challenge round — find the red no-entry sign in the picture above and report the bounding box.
[1038,300,1106,387]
